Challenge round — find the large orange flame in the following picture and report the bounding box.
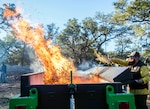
[3,4,76,84]
[15,19,76,84]
[3,4,102,84]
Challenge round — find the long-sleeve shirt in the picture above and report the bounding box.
[111,58,150,95]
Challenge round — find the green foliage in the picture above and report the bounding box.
[126,0,150,22]
[142,50,150,64]
[45,23,59,43]
[56,14,130,64]
[113,0,150,52]
[113,0,150,23]
[0,35,31,65]
[56,18,98,64]
[0,2,149,66]
[115,36,132,56]
[0,4,17,33]
[0,35,16,60]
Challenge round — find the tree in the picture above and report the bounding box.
[112,0,150,51]
[1,3,61,66]
[0,4,31,65]
[115,36,132,57]
[95,12,132,51]
[56,18,84,64]
[0,35,31,65]
[45,23,59,44]
[113,0,150,24]
[0,35,16,60]
[56,14,130,65]
[0,6,9,32]
[142,50,150,64]
[0,4,20,33]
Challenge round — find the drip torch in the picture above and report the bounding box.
[69,71,76,109]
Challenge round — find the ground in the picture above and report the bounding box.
[0,65,31,109]
[0,82,20,109]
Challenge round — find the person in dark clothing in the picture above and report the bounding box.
[1,62,7,83]
[110,51,150,109]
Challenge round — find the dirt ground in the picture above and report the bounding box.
[0,65,31,109]
[0,82,20,109]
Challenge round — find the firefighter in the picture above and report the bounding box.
[110,51,150,109]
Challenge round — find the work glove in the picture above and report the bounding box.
[134,79,144,84]
[129,79,144,84]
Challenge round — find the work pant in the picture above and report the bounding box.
[0,72,5,83]
[134,95,148,109]
[0,72,1,82]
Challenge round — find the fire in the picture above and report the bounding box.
[3,4,20,19]
[73,75,101,84]
[3,4,102,84]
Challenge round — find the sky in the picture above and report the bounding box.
[0,0,117,51]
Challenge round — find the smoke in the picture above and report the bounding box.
[77,61,98,71]
[76,61,99,77]
[30,61,44,73]
[75,61,106,78]
[27,46,44,73]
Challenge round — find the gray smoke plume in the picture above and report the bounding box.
[77,61,98,71]
[27,46,44,73]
